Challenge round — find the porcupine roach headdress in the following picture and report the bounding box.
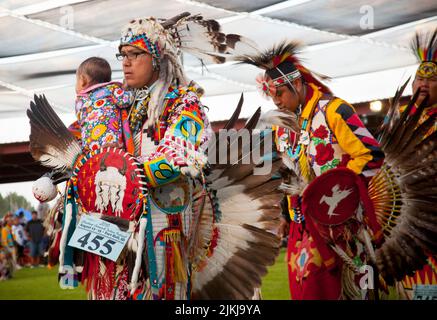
[236,40,332,98]
[411,27,437,79]
[119,12,259,128]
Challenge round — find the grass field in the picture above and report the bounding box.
[0,266,87,300]
[0,249,289,300]
[261,248,290,300]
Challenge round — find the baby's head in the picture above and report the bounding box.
[76,57,112,94]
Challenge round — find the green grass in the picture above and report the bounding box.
[0,266,87,300]
[0,248,289,300]
[261,248,290,300]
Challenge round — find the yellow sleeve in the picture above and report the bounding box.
[326,99,384,177]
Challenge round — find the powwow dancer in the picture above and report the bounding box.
[395,28,437,300]
[238,41,385,299]
[28,13,285,300]
[239,38,437,299]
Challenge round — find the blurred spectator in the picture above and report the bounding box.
[12,216,27,268]
[1,213,16,271]
[0,244,13,280]
[18,212,26,226]
[25,211,45,268]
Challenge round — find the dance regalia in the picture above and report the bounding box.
[237,38,437,300]
[237,41,385,299]
[378,28,437,300]
[27,13,283,300]
[273,83,384,299]
[62,83,211,300]
[129,84,212,300]
[400,102,437,299]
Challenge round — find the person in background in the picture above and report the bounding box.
[1,213,16,270]
[25,211,45,268]
[18,212,26,226]
[398,28,437,300]
[238,40,384,299]
[12,216,27,268]
[0,243,13,280]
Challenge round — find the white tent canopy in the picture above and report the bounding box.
[0,0,436,128]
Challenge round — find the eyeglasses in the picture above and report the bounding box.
[116,51,147,61]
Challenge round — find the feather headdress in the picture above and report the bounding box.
[119,12,259,128]
[236,40,331,95]
[411,27,437,78]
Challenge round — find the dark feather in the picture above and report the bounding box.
[244,107,261,131]
[192,94,283,299]
[27,94,81,170]
[174,14,259,64]
[236,40,301,70]
[373,77,437,285]
[410,27,437,63]
[223,93,243,130]
[378,77,410,138]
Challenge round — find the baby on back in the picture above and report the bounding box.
[74,57,133,152]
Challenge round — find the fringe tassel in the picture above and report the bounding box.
[58,201,73,273]
[171,241,187,283]
[96,258,116,299]
[164,230,181,242]
[164,229,187,283]
[130,218,147,295]
[298,146,312,183]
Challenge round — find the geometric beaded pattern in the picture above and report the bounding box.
[125,33,161,58]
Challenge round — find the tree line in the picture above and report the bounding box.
[0,192,34,218]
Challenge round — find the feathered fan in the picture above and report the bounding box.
[27,94,81,171]
[189,95,284,299]
[27,91,284,299]
[369,81,437,285]
[165,12,260,64]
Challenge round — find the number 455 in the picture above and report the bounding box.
[77,232,116,255]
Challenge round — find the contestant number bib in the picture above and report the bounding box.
[68,215,130,262]
[413,285,437,300]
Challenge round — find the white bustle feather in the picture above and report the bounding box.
[231,38,260,56]
[216,185,246,200]
[278,181,306,196]
[175,17,260,64]
[216,224,257,244]
[193,241,239,289]
[192,223,256,288]
[39,143,81,170]
[193,239,251,290]
[257,109,300,132]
